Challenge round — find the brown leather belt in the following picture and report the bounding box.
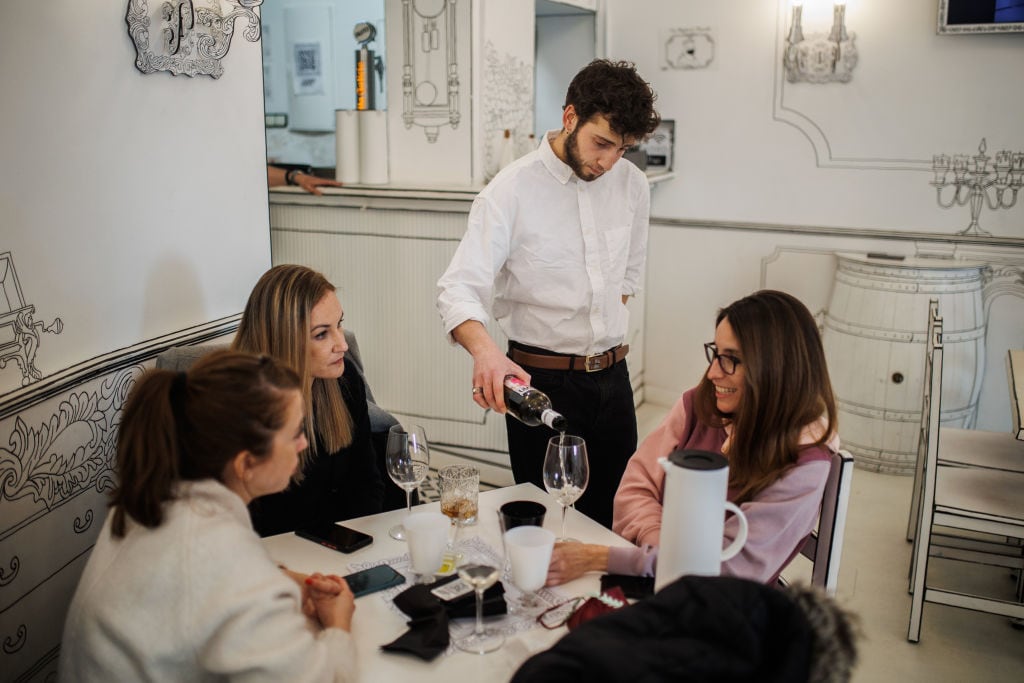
[509,344,629,373]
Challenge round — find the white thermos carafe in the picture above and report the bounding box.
[654,449,749,592]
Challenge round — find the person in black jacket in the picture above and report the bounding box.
[513,576,858,683]
[234,264,384,536]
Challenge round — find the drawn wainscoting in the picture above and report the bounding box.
[0,316,237,682]
[0,365,142,679]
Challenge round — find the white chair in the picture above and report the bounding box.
[803,449,855,596]
[907,301,1024,544]
[907,315,1024,642]
[781,448,854,597]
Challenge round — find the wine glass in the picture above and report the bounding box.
[453,518,505,654]
[542,435,589,542]
[385,424,430,541]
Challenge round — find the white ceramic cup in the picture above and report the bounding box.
[504,525,556,593]
[403,512,450,582]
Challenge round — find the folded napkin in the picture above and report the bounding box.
[381,574,507,660]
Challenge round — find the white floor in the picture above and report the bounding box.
[635,402,1024,682]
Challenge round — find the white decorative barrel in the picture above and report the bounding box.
[823,254,986,474]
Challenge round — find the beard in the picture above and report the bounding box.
[563,128,601,182]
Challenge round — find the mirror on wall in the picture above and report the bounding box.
[534,0,596,137]
[262,0,387,168]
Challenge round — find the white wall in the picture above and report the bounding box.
[608,0,1024,234]
[0,1,270,386]
[0,1,270,678]
[602,1,1024,439]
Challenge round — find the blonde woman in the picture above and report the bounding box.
[233,264,384,536]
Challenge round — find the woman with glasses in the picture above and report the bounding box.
[545,290,838,586]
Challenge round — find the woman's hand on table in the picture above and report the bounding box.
[279,566,354,629]
[545,543,610,586]
[305,572,355,632]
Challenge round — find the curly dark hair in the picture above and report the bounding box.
[564,59,660,139]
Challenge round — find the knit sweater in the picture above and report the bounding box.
[611,389,836,583]
[60,479,356,682]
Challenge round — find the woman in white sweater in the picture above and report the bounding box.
[60,351,358,682]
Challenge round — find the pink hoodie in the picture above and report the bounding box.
[610,389,839,584]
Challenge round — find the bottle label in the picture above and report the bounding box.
[504,375,530,397]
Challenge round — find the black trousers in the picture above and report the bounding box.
[505,344,638,529]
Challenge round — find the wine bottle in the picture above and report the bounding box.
[503,376,568,431]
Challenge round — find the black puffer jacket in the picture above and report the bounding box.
[512,576,815,683]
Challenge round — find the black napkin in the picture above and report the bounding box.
[381,575,507,661]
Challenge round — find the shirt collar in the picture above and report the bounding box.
[540,130,575,185]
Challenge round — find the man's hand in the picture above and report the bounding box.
[452,320,529,413]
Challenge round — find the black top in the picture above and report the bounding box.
[249,360,385,536]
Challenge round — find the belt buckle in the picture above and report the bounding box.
[584,352,606,372]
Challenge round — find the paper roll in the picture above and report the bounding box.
[357,110,389,185]
[335,110,360,184]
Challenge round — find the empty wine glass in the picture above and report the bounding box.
[542,435,589,542]
[453,515,505,654]
[385,424,430,541]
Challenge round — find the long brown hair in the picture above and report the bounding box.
[694,290,837,503]
[109,351,300,537]
[232,264,353,471]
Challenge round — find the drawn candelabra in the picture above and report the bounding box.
[931,138,1024,236]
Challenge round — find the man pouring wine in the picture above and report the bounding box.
[436,59,660,529]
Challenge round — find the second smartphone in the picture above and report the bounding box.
[295,523,373,554]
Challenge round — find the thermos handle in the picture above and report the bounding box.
[720,502,748,561]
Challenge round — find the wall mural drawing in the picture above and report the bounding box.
[482,40,532,178]
[125,0,264,79]
[0,370,131,511]
[0,253,63,388]
[401,0,460,142]
[0,366,138,660]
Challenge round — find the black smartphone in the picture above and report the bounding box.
[343,564,406,598]
[295,523,373,554]
[600,573,654,600]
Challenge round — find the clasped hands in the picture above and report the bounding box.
[281,567,355,632]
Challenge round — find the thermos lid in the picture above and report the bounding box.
[667,449,727,471]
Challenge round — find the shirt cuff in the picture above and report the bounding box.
[607,544,658,577]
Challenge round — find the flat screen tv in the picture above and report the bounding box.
[938,0,1024,34]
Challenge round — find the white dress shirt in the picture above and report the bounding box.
[437,130,650,355]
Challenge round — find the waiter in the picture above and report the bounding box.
[436,59,660,528]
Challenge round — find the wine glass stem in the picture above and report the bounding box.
[561,504,568,539]
[474,588,485,635]
[404,487,412,515]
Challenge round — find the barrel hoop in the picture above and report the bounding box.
[842,438,916,460]
[838,399,977,423]
[837,259,983,283]
[834,269,983,294]
[824,315,984,342]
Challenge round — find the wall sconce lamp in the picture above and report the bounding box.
[784,1,858,84]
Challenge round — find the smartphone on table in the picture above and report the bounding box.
[342,564,406,598]
[296,522,373,554]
